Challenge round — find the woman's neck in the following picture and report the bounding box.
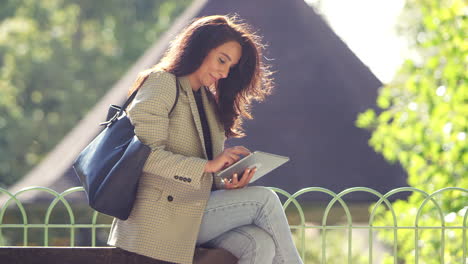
[187,74,202,91]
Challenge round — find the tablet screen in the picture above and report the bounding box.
[215,151,289,183]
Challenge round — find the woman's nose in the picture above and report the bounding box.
[220,68,229,79]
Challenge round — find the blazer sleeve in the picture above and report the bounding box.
[127,71,208,189]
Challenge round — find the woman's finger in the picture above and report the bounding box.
[227,146,250,156]
[225,179,239,189]
[241,167,256,186]
[232,173,239,185]
[234,167,253,188]
[227,152,241,163]
[238,168,251,184]
[221,154,238,169]
[234,146,251,155]
[224,166,257,190]
[222,178,235,189]
[225,152,240,163]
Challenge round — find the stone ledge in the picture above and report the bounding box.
[0,246,237,264]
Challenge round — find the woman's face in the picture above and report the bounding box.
[189,40,242,90]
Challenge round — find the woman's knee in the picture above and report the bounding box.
[206,225,275,262]
[248,186,282,208]
[248,186,279,200]
[236,225,275,261]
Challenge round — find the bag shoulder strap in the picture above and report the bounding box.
[168,79,180,115]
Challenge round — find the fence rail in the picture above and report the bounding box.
[1,186,467,264]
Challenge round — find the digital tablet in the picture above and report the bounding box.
[215,151,289,183]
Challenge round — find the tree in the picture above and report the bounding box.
[356,0,467,262]
[0,0,190,188]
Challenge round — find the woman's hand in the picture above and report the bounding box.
[204,146,250,173]
[223,167,256,190]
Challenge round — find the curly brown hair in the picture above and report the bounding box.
[129,15,274,138]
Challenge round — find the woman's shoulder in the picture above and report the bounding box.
[137,70,176,102]
[145,70,176,86]
[138,70,177,96]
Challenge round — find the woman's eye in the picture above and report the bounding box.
[219,58,225,64]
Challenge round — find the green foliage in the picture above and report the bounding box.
[0,0,190,187]
[357,0,467,262]
[291,228,368,263]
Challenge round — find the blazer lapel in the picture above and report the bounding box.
[178,76,208,159]
[201,87,225,158]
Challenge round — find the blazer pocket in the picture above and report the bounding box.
[136,185,163,201]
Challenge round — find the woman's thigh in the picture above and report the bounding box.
[196,186,280,244]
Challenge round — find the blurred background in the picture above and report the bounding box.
[0,0,466,263]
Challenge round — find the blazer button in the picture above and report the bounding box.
[174,176,179,180]
[167,195,174,202]
[187,178,192,182]
[182,178,187,182]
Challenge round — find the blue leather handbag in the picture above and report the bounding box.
[73,79,179,220]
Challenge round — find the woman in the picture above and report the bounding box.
[107,15,303,264]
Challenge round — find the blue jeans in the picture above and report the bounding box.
[196,186,304,264]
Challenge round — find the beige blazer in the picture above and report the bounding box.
[107,71,226,264]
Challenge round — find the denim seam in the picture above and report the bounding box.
[231,228,257,264]
[204,201,262,214]
[255,201,285,264]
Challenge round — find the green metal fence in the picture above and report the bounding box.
[0,186,467,263]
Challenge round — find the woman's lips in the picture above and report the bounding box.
[209,74,217,83]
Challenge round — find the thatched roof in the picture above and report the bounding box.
[4,0,407,204]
